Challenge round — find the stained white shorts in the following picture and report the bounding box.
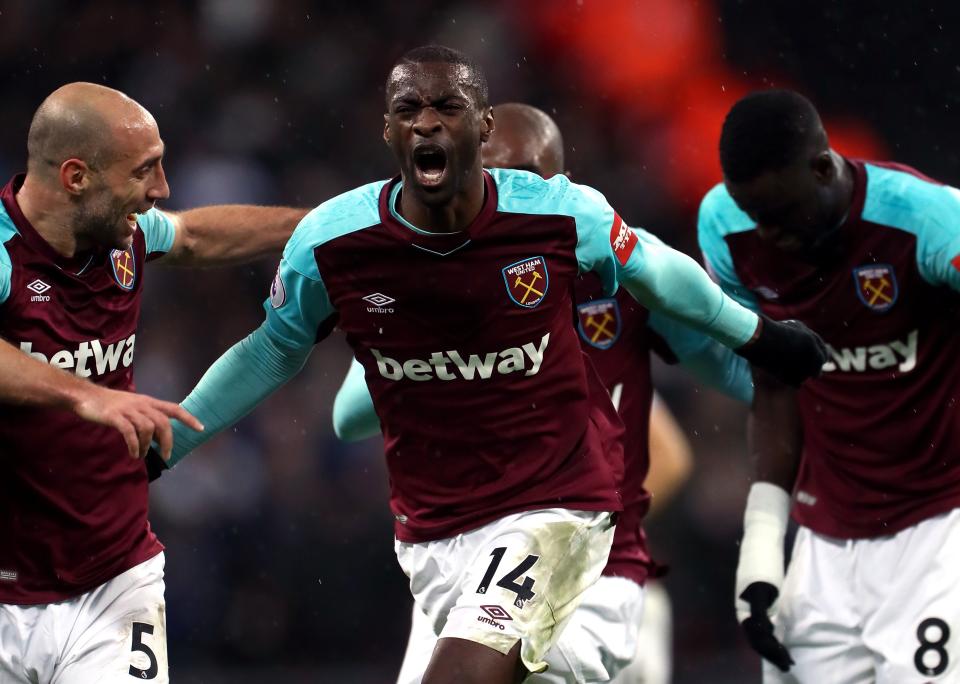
[395,508,616,675]
[766,509,960,684]
[0,552,168,684]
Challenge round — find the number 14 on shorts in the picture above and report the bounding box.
[476,547,540,609]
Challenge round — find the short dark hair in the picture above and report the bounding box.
[387,45,489,107]
[719,90,824,183]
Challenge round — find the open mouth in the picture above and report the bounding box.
[413,144,448,188]
[125,213,139,233]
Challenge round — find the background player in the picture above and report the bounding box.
[332,102,746,684]
[0,82,307,683]
[162,48,825,684]
[699,89,960,682]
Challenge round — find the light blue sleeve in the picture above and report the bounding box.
[648,310,753,403]
[491,169,759,349]
[696,184,761,312]
[860,164,960,292]
[168,223,335,465]
[0,249,10,306]
[0,210,17,306]
[331,358,381,441]
[137,208,177,256]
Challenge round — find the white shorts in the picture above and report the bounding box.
[395,508,615,675]
[612,579,672,684]
[0,552,168,684]
[767,509,960,684]
[396,564,642,684]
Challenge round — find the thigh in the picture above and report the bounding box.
[529,576,645,684]
[423,508,615,677]
[54,553,168,684]
[612,579,669,684]
[397,603,439,684]
[767,529,873,684]
[866,509,960,684]
[1,602,51,684]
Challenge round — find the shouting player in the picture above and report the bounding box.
[0,82,307,683]
[163,48,825,684]
[331,102,752,684]
[699,89,960,683]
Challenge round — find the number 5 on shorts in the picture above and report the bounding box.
[476,547,540,609]
[129,621,159,679]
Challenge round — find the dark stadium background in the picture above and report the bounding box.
[2,1,957,681]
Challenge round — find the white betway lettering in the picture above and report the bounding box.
[373,333,550,382]
[20,335,137,378]
[821,329,918,374]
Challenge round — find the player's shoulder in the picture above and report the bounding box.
[491,168,611,222]
[284,179,389,276]
[0,204,18,303]
[861,160,959,235]
[0,201,19,269]
[697,183,754,237]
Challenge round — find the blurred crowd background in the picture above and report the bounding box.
[2,1,958,682]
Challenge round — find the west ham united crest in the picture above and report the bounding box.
[503,256,549,308]
[110,247,136,291]
[853,264,898,312]
[577,298,621,349]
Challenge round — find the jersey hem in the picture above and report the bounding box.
[792,495,960,540]
[0,540,163,606]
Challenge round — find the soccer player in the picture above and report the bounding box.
[0,82,307,683]
[163,47,826,684]
[699,89,960,683]
[331,102,748,684]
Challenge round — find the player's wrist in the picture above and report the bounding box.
[735,482,791,620]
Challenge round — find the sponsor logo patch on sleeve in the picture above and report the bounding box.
[609,213,637,266]
[270,266,286,308]
[951,253,960,273]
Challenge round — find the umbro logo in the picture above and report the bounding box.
[363,292,395,313]
[363,293,395,307]
[27,279,52,302]
[27,279,50,295]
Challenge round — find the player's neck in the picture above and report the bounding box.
[17,176,90,258]
[398,171,486,233]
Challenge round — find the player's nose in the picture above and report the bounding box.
[148,162,171,201]
[412,107,442,137]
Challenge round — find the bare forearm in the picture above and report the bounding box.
[645,397,694,517]
[0,337,88,410]
[165,205,309,266]
[748,368,802,490]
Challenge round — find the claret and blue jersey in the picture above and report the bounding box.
[699,159,960,538]
[0,175,177,604]
[241,168,760,543]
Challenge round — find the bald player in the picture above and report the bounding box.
[331,102,751,684]
[0,83,306,683]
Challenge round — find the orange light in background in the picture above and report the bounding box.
[509,0,888,204]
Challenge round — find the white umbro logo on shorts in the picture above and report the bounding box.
[27,279,51,295]
[363,293,395,307]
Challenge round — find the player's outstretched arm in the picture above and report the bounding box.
[155,205,309,266]
[161,322,313,468]
[331,358,380,442]
[647,311,754,403]
[0,337,202,459]
[735,367,801,673]
[616,233,826,387]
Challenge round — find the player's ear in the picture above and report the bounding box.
[811,151,834,184]
[59,159,90,195]
[383,114,391,146]
[480,106,494,144]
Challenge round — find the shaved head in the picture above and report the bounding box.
[483,103,564,178]
[26,82,157,177]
